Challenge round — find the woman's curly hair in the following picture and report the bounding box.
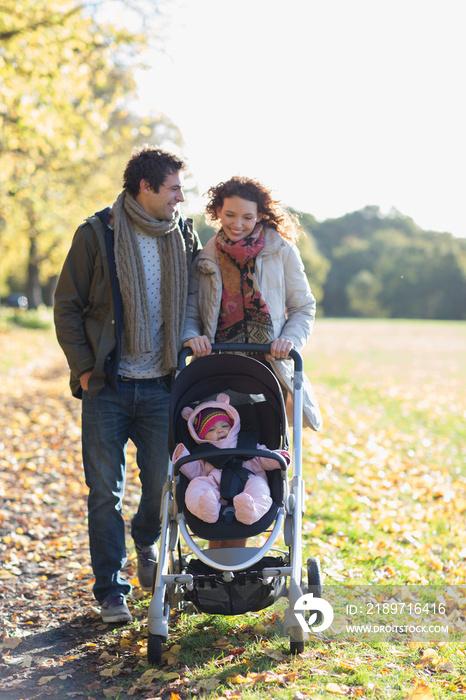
[205,176,301,243]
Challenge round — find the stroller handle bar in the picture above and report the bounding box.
[178,343,303,372]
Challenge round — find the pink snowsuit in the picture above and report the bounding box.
[172,394,289,525]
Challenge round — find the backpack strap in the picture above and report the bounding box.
[179,216,201,268]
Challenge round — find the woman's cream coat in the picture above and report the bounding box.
[182,228,323,431]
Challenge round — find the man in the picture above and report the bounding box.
[54,146,200,623]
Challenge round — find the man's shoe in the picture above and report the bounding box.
[100,594,132,623]
[136,543,158,589]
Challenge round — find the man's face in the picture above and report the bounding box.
[136,171,185,220]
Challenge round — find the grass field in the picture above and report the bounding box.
[1,316,466,699]
[300,319,465,587]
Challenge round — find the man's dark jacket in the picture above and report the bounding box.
[54,208,200,399]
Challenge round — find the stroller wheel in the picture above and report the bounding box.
[306,557,323,626]
[147,633,164,665]
[290,640,305,655]
[307,557,322,596]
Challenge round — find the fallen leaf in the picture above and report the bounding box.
[2,637,22,649]
[265,649,288,662]
[404,682,435,700]
[282,671,299,682]
[214,653,235,666]
[164,654,179,666]
[198,678,220,691]
[227,673,251,685]
[164,671,180,681]
[100,664,123,678]
[435,659,455,673]
[86,681,101,692]
[139,668,164,683]
[38,676,56,686]
[325,682,348,695]
[212,636,232,649]
[3,655,32,667]
[420,648,438,662]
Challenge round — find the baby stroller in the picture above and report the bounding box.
[147,343,322,664]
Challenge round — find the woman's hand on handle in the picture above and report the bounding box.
[184,336,212,357]
[267,337,293,361]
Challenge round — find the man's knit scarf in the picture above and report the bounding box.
[215,224,274,345]
[112,190,187,370]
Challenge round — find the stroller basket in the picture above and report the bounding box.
[184,555,287,615]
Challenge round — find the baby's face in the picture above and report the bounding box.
[204,420,231,442]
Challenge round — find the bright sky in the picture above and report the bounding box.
[135,0,465,237]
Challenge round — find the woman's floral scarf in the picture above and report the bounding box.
[215,224,274,345]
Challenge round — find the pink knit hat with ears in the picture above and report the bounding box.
[181,393,240,444]
[193,407,233,440]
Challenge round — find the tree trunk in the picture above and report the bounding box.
[43,274,58,307]
[27,237,43,309]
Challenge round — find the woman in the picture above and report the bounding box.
[182,175,322,433]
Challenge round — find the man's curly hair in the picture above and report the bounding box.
[123,145,186,196]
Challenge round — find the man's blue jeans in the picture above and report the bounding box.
[81,377,170,603]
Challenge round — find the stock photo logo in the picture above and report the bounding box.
[294,593,334,633]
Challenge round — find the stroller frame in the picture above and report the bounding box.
[147,343,320,664]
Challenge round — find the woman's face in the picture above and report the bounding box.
[217,196,262,242]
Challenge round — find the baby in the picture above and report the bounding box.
[172,394,289,525]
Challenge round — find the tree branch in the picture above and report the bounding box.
[0,4,86,40]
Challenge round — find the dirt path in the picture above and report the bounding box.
[0,334,152,699]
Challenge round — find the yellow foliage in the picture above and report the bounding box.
[0,0,180,294]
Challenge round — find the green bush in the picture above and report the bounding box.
[7,307,53,330]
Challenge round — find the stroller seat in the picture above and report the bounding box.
[174,394,288,539]
[175,450,285,540]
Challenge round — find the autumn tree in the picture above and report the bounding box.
[296,232,330,306]
[0,0,180,306]
[346,270,387,318]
